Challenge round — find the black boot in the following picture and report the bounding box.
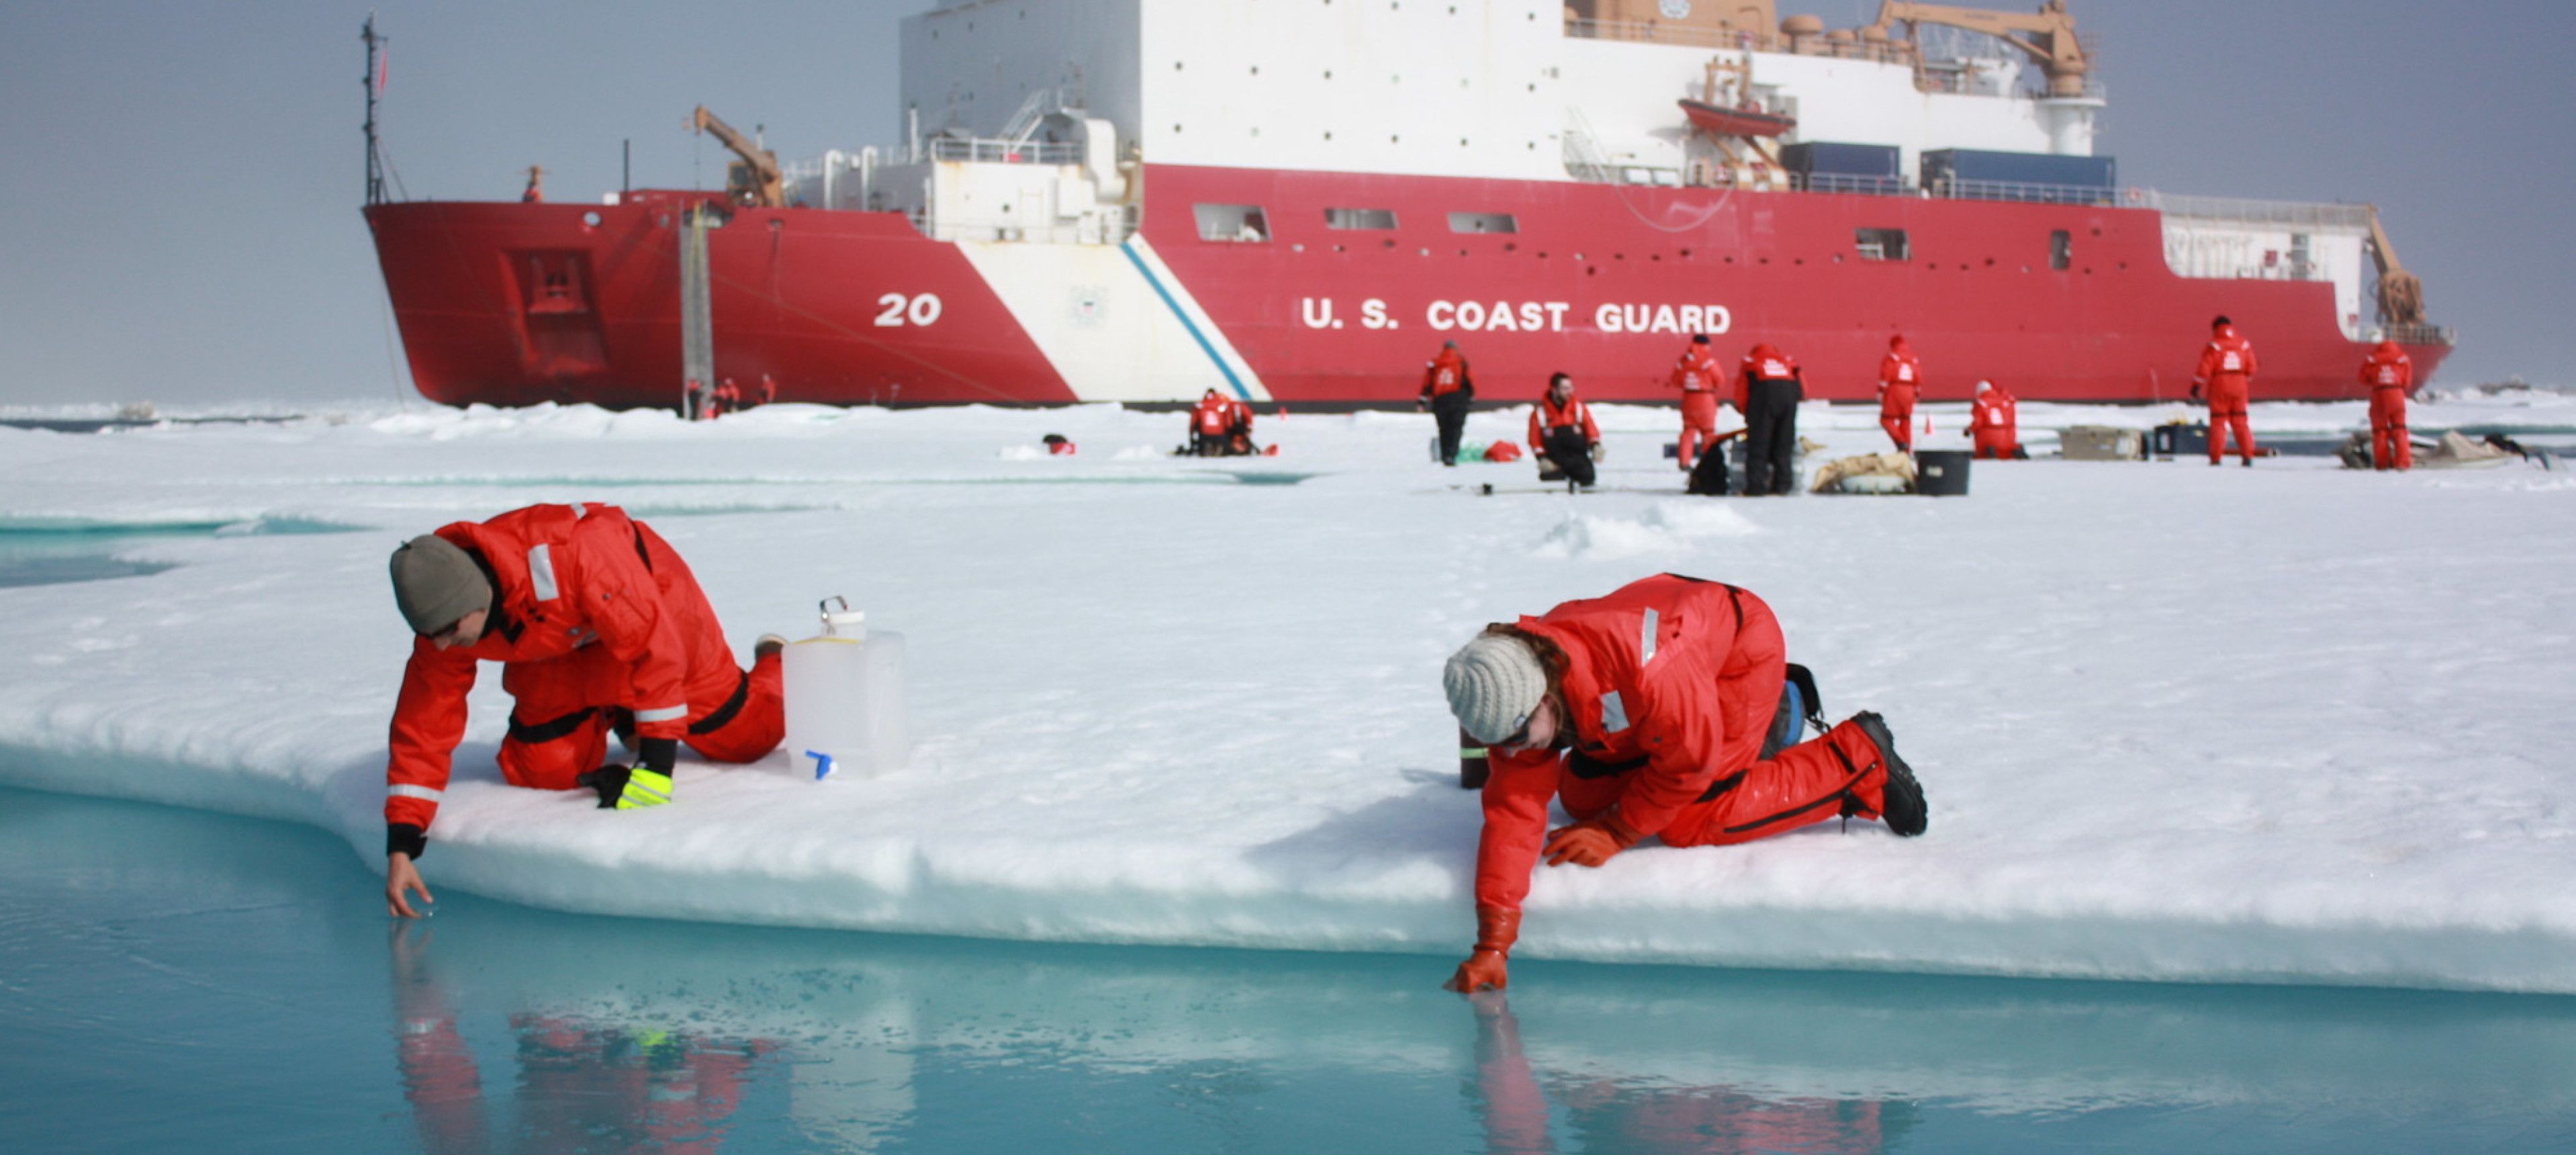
[1850,711,1927,837]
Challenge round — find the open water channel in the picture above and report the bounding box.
[3,785,2572,1154]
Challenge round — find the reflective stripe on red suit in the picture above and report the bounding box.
[385,503,778,833]
[1526,392,1600,451]
[2364,342,2413,469]
[1473,575,1901,916]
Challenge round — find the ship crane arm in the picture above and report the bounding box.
[1866,0,2091,98]
[2366,204,2428,329]
[688,105,787,208]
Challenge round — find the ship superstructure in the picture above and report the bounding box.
[365,0,2450,408]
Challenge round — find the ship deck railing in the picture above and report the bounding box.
[1780,173,2115,205]
[1565,17,1902,63]
[926,137,1083,166]
[1587,172,2375,229]
[1929,177,2117,205]
[1792,173,1907,195]
[2383,322,2458,346]
[1565,17,2105,100]
[2126,190,2375,230]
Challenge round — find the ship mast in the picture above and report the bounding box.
[361,15,386,205]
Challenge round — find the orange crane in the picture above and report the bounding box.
[2366,205,2428,329]
[688,105,786,208]
[1867,0,2091,98]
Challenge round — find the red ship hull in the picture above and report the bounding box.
[366,164,2448,408]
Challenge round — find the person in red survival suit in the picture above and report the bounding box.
[2192,315,2260,467]
[381,503,786,917]
[1528,372,1603,489]
[1878,334,1923,453]
[1438,574,1927,992]
[1667,334,1725,470]
[1421,340,1477,465]
[757,373,778,408]
[1968,379,2022,459]
[1736,343,1804,494]
[1189,389,1234,456]
[2363,340,2414,470]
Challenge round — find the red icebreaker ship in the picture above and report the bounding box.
[365,0,2451,409]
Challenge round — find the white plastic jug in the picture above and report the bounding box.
[782,596,911,780]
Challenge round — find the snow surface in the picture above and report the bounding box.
[3,395,2573,991]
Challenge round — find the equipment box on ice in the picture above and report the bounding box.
[2061,426,2145,461]
[2150,422,2211,459]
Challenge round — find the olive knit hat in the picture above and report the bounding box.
[389,534,490,635]
[1444,633,1549,745]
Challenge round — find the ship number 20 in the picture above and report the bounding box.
[874,292,944,327]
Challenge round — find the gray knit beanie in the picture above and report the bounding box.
[389,534,490,635]
[1444,633,1549,745]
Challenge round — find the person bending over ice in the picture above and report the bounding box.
[1439,573,1927,992]
[1528,372,1602,489]
[380,502,786,917]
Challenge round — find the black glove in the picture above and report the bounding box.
[578,764,633,809]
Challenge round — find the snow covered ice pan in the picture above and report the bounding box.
[2,397,2575,992]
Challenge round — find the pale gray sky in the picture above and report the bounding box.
[1,0,2567,406]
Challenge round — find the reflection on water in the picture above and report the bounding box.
[4,787,2575,1154]
[1467,992,1908,1155]
[390,925,785,1154]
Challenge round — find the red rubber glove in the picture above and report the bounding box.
[1444,907,1522,992]
[1543,813,1643,868]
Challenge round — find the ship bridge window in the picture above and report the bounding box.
[1448,212,1518,234]
[1855,228,1909,262]
[1324,207,1397,230]
[2050,230,2072,271]
[1195,203,1271,243]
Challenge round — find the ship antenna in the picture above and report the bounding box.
[361,14,387,206]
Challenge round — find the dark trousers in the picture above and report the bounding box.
[1743,379,1802,494]
[1540,427,1597,488]
[1431,392,1471,465]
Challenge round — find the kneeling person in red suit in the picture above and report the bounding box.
[1440,574,1927,992]
[381,502,786,917]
